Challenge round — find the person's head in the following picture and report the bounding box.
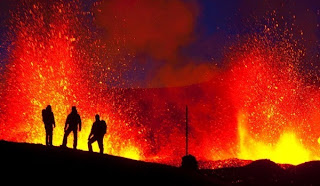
[46,105,52,112]
[95,114,100,121]
[72,106,77,113]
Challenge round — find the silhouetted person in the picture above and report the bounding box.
[61,106,81,149]
[42,105,55,146]
[88,114,107,154]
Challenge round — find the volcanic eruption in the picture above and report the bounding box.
[0,0,319,167]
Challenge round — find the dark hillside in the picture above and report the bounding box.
[1,140,219,185]
[1,140,320,185]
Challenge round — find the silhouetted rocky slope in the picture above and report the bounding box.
[1,140,319,185]
[287,161,320,185]
[1,140,219,185]
[203,159,320,185]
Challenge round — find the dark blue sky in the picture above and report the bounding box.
[128,0,319,87]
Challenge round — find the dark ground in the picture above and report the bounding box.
[1,140,319,185]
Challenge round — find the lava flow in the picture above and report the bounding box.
[0,0,319,167]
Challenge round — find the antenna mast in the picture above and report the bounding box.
[186,105,188,156]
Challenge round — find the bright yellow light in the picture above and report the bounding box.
[120,146,141,161]
[237,111,311,165]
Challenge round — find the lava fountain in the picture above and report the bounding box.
[0,0,146,160]
[0,0,319,166]
[227,34,320,165]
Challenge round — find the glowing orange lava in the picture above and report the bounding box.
[0,0,319,167]
[227,34,320,165]
[237,110,314,165]
[0,0,145,161]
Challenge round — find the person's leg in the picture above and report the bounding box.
[49,130,53,146]
[73,129,78,149]
[62,128,71,147]
[88,137,96,152]
[45,131,49,146]
[97,137,104,154]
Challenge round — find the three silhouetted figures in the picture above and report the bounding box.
[88,114,107,154]
[42,106,108,154]
[42,105,55,146]
[61,106,82,149]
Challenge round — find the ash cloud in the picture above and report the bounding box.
[95,0,197,61]
[94,0,218,87]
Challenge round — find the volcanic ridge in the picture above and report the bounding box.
[1,140,319,185]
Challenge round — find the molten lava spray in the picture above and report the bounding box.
[0,0,319,167]
[0,0,146,160]
[227,33,320,165]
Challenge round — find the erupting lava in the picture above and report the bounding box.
[227,34,320,165]
[0,0,319,167]
[0,0,146,160]
[238,110,311,165]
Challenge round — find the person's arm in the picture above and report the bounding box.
[42,110,46,123]
[78,115,82,131]
[103,122,107,135]
[52,113,56,128]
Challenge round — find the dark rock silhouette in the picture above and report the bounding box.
[1,140,319,185]
[1,140,219,185]
[288,161,320,185]
[201,159,320,185]
[181,154,198,171]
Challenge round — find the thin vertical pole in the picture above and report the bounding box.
[186,105,188,156]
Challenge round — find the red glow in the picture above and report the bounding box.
[95,0,198,61]
[0,0,319,168]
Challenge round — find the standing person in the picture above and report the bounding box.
[61,106,81,149]
[42,105,55,146]
[88,114,107,154]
